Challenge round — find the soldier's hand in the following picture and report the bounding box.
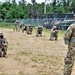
[55,30,59,33]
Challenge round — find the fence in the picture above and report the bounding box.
[0,18,74,30]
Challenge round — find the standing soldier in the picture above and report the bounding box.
[63,23,75,75]
[50,25,59,41]
[18,22,23,32]
[13,20,19,31]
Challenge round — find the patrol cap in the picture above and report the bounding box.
[53,26,56,28]
[38,25,43,28]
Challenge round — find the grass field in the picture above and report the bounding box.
[0,25,75,75]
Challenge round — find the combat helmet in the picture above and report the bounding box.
[0,33,4,39]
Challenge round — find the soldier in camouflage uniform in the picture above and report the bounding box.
[36,26,43,37]
[50,26,59,41]
[13,21,19,31]
[22,25,27,33]
[18,22,23,32]
[63,23,75,75]
[22,24,33,34]
[0,33,8,57]
[26,25,33,34]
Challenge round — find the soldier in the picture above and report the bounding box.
[26,25,33,34]
[36,26,43,37]
[18,22,23,32]
[49,25,59,41]
[0,33,8,57]
[22,25,28,33]
[13,21,19,31]
[63,23,75,75]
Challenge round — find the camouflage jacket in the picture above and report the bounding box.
[64,24,75,46]
[0,38,8,48]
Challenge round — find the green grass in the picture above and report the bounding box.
[0,22,14,29]
[14,50,62,75]
[0,22,66,36]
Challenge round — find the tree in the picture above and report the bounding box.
[31,0,36,18]
[1,8,6,20]
[0,0,73,19]
[53,0,56,7]
[12,0,16,4]
[19,0,26,9]
[71,0,75,12]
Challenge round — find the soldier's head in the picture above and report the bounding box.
[37,26,43,35]
[38,26,43,30]
[0,33,4,39]
[36,26,43,37]
[53,26,56,28]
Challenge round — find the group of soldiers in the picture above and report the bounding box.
[0,20,59,59]
[1,19,75,75]
[13,21,34,34]
[13,19,75,75]
[49,21,75,75]
[13,20,59,39]
[13,20,44,37]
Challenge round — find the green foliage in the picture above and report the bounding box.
[71,0,75,11]
[0,0,74,19]
[5,12,12,19]
[54,5,65,13]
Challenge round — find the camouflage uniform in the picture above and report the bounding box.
[36,26,43,37]
[13,21,19,31]
[50,26,59,41]
[22,25,28,33]
[0,33,8,57]
[63,24,75,75]
[18,22,23,32]
[26,26,33,34]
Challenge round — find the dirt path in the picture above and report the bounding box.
[0,28,74,75]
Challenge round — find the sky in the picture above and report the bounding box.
[26,0,45,3]
[25,0,53,4]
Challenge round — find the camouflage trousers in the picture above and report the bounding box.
[0,47,7,57]
[50,33,58,40]
[13,26,18,31]
[63,46,75,75]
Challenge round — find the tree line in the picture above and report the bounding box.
[0,0,75,19]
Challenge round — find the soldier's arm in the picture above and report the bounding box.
[51,28,55,33]
[64,25,73,40]
[55,29,59,32]
[2,38,8,47]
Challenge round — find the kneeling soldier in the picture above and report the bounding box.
[22,25,28,33]
[26,26,33,34]
[0,33,8,57]
[36,26,43,37]
[50,26,59,41]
